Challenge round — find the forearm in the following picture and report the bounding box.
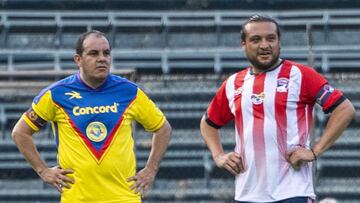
[313,99,355,156]
[200,116,224,159]
[146,120,172,172]
[12,119,48,175]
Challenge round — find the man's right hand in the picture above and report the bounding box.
[38,166,74,193]
[213,152,244,175]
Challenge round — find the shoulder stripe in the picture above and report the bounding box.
[34,74,77,104]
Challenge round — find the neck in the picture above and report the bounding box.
[252,59,282,74]
[79,74,106,89]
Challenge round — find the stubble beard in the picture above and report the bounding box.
[248,51,280,72]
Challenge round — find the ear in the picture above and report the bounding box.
[73,54,81,66]
[240,40,246,48]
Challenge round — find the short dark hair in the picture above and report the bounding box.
[75,30,108,55]
[240,14,281,42]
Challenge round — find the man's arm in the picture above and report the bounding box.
[312,99,356,155]
[200,116,243,175]
[287,99,356,169]
[12,118,74,192]
[127,120,172,195]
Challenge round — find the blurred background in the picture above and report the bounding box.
[0,0,359,202]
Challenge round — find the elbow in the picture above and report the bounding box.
[11,128,21,143]
[200,116,207,134]
[160,120,172,138]
[340,100,357,125]
[350,105,356,121]
[165,120,172,136]
[200,115,205,127]
[346,100,356,121]
[200,115,210,130]
[11,119,33,143]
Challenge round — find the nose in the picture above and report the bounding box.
[259,39,270,49]
[97,53,107,62]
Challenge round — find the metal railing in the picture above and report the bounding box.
[1,46,360,73]
[2,9,360,27]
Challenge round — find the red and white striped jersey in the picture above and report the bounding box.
[206,60,344,202]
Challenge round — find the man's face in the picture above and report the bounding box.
[74,34,111,87]
[241,21,280,72]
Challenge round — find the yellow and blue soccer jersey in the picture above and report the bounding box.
[22,73,166,203]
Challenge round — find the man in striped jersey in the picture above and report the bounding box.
[200,15,355,203]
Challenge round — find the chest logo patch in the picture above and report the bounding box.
[276,78,289,92]
[251,92,265,105]
[86,121,108,142]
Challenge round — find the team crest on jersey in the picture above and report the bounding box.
[276,78,289,92]
[251,92,265,105]
[86,121,107,142]
[28,110,38,121]
[323,84,334,93]
[316,84,335,105]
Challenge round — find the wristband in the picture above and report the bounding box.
[310,148,317,161]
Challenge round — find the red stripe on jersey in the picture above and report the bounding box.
[252,73,266,182]
[275,61,292,169]
[298,104,314,146]
[296,67,315,147]
[234,69,248,169]
[297,104,306,146]
[51,101,105,161]
[67,118,103,160]
[207,79,235,127]
[295,63,328,146]
[99,98,136,162]
[66,98,135,163]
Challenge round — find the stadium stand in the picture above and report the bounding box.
[2,0,360,10]
[1,2,360,202]
[1,10,360,73]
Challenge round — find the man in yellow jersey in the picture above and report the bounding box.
[11,30,172,203]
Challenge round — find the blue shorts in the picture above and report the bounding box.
[235,197,313,203]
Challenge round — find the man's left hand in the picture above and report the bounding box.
[286,147,316,170]
[127,166,157,196]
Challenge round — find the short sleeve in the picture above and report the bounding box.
[132,88,166,132]
[205,79,234,129]
[301,67,345,113]
[22,90,55,131]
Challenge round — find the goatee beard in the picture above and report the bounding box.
[250,54,280,72]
